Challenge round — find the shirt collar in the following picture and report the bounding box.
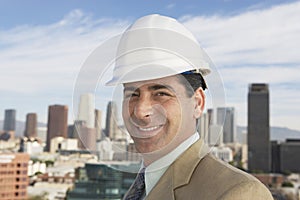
[143,132,200,195]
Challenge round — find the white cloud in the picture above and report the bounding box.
[0,9,130,94]
[1,2,300,130]
[181,2,300,66]
[180,1,300,130]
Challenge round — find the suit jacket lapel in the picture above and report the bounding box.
[146,139,209,200]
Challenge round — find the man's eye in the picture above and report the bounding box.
[156,92,171,96]
[125,92,139,98]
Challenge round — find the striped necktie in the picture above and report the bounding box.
[124,168,146,200]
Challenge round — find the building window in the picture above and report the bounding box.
[105,188,119,195]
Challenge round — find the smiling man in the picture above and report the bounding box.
[122,74,204,164]
[106,14,273,200]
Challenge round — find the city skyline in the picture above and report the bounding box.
[1,0,300,131]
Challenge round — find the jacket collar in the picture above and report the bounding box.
[146,139,209,200]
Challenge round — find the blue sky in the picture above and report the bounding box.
[1,0,300,131]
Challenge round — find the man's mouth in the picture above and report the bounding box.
[131,124,164,138]
[138,125,162,132]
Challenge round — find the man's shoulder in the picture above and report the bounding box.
[174,153,273,199]
[197,154,256,182]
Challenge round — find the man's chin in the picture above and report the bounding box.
[135,141,174,156]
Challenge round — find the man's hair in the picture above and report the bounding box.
[178,70,207,97]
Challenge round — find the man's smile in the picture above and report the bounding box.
[131,124,165,138]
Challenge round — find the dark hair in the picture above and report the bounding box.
[178,70,207,97]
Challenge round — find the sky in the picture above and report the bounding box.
[0,0,300,131]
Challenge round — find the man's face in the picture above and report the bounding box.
[122,75,204,154]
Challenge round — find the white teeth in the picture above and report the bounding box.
[139,126,160,132]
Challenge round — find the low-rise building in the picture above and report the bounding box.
[0,153,29,200]
[67,161,139,199]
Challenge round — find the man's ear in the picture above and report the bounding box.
[193,88,205,118]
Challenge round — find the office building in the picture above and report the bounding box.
[248,83,270,173]
[78,93,95,129]
[24,113,37,138]
[70,120,96,152]
[0,153,29,200]
[3,109,16,131]
[70,120,85,149]
[95,109,102,140]
[105,101,118,139]
[79,127,97,152]
[19,137,43,155]
[50,137,78,153]
[217,107,236,143]
[98,137,114,161]
[208,124,223,146]
[207,108,214,125]
[67,162,139,199]
[46,105,68,151]
[271,141,281,173]
[279,139,300,173]
[211,146,233,163]
[198,112,209,143]
[37,127,47,144]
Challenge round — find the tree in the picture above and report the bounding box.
[281,181,294,187]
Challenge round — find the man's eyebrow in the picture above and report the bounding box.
[148,84,175,92]
[123,84,176,93]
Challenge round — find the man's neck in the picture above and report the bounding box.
[141,131,196,166]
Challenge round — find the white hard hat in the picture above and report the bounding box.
[106,14,211,86]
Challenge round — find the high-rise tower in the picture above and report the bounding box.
[3,109,16,131]
[248,83,270,172]
[217,107,236,144]
[46,105,68,151]
[105,101,118,139]
[95,109,102,140]
[78,93,95,128]
[24,113,37,138]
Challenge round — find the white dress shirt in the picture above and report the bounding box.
[142,133,200,196]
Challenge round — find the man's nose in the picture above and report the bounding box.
[133,96,153,120]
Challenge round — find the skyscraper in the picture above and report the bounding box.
[46,105,68,152]
[72,120,86,149]
[248,83,270,173]
[3,109,16,131]
[79,126,97,152]
[105,101,118,139]
[217,107,236,144]
[78,93,95,128]
[95,109,102,140]
[24,113,37,138]
[207,108,214,125]
[198,112,209,143]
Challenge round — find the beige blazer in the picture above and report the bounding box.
[145,139,273,200]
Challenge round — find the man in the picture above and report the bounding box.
[107,14,273,200]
